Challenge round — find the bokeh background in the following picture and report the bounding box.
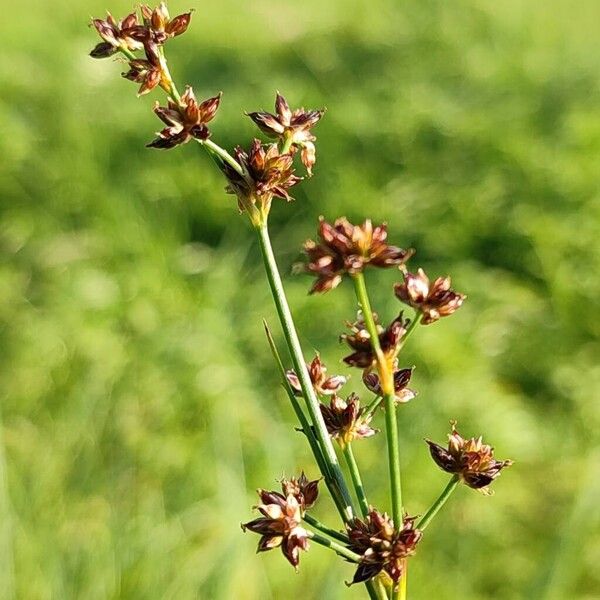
[2,0,600,598]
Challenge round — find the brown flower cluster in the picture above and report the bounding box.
[341,312,409,370]
[247,93,324,175]
[300,218,414,294]
[242,474,320,569]
[90,11,144,58]
[427,422,513,492]
[286,354,347,397]
[363,367,416,405]
[347,509,422,586]
[90,4,221,150]
[319,393,377,447]
[395,268,465,325]
[148,88,221,148]
[90,3,191,59]
[222,139,301,216]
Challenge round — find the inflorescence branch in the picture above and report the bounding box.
[88,5,512,598]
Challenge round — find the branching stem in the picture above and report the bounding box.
[417,475,460,531]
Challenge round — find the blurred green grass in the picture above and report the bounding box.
[1,0,600,597]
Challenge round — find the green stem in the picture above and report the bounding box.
[401,310,421,346]
[365,394,383,419]
[416,475,459,531]
[376,580,390,600]
[303,514,349,544]
[343,444,370,517]
[201,138,245,177]
[257,222,355,522]
[280,135,293,154]
[118,47,136,61]
[307,531,360,563]
[264,322,351,520]
[398,563,407,600]
[352,273,403,525]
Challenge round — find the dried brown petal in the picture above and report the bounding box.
[247,92,324,174]
[286,355,347,397]
[426,422,512,491]
[347,510,422,586]
[89,11,143,55]
[147,90,221,149]
[395,268,465,324]
[300,217,413,294]
[281,472,320,510]
[320,393,377,447]
[222,139,301,217]
[242,489,310,569]
[341,312,409,370]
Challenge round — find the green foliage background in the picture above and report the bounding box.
[2,0,600,598]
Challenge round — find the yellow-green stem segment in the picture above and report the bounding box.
[343,444,370,517]
[352,273,403,525]
[256,222,356,522]
[417,475,460,531]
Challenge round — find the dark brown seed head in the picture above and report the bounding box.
[426,422,513,493]
[341,312,409,370]
[394,268,465,324]
[319,393,377,447]
[363,367,416,405]
[286,354,347,397]
[300,217,413,294]
[147,88,221,149]
[280,472,320,510]
[222,138,301,216]
[247,92,325,175]
[137,3,192,42]
[347,510,422,586]
[242,488,310,569]
[121,46,163,95]
[90,11,144,56]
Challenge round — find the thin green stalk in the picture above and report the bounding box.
[343,444,370,517]
[280,135,293,154]
[118,47,136,61]
[399,564,408,600]
[307,531,360,563]
[401,310,421,346]
[257,222,355,522]
[264,322,352,520]
[352,273,403,525]
[303,513,349,544]
[201,138,245,177]
[365,394,383,419]
[417,475,459,531]
[376,580,390,600]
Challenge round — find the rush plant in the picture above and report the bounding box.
[88,4,513,598]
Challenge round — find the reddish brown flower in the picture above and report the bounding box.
[147,87,221,149]
[122,48,162,96]
[242,489,310,569]
[222,139,302,215]
[320,393,377,447]
[426,422,513,492]
[341,312,409,370]
[363,367,416,405]
[247,92,324,175]
[394,268,465,325]
[90,11,143,58]
[281,472,320,510]
[300,217,414,294]
[286,354,347,397]
[347,510,422,586]
[141,2,192,39]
